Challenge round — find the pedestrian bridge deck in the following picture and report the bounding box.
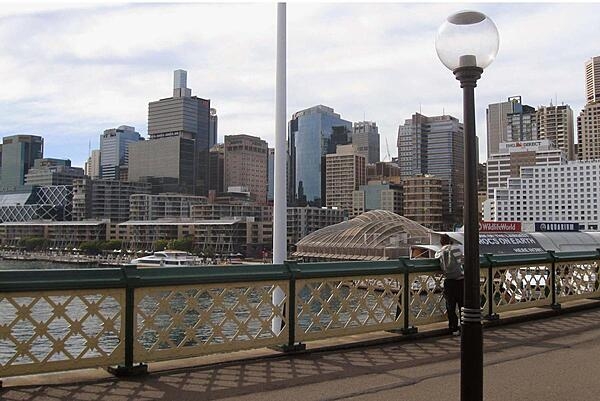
[2,299,600,401]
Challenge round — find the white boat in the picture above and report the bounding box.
[130,250,202,268]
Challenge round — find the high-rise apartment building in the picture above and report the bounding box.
[486,96,535,157]
[577,102,600,160]
[288,105,352,206]
[72,178,151,222]
[0,134,44,192]
[352,121,380,164]
[129,70,211,195]
[536,103,575,160]
[397,113,463,228]
[100,125,141,180]
[224,134,268,204]
[577,56,600,161]
[325,144,366,213]
[585,56,600,104]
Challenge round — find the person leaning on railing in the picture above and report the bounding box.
[435,234,465,336]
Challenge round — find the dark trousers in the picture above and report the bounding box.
[444,278,464,331]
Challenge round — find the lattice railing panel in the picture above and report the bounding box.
[491,264,552,313]
[295,275,403,342]
[407,272,446,326]
[0,289,124,377]
[556,260,600,302]
[134,281,288,362]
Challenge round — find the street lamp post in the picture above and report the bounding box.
[435,10,499,401]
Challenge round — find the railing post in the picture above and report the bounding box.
[548,250,561,310]
[400,259,417,335]
[484,254,498,320]
[272,261,305,352]
[108,265,148,377]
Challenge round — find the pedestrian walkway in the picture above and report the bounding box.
[3,305,600,401]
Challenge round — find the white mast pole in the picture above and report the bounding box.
[272,2,287,333]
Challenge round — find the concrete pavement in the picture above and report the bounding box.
[3,305,600,401]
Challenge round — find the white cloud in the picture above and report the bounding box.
[0,2,598,168]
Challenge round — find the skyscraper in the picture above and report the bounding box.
[288,105,352,206]
[129,70,211,195]
[224,134,268,204]
[506,97,537,143]
[585,55,600,104]
[100,125,141,180]
[486,96,536,157]
[397,113,463,229]
[209,108,218,148]
[536,103,574,160]
[0,134,43,192]
[352,121,380,164]
[578,56,600,160]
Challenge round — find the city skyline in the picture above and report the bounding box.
[1,2,599,167]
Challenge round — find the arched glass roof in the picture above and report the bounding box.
[294,210,430,261]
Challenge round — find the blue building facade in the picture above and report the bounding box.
[288,105,352,207]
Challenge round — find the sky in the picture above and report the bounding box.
[1,1,599,168]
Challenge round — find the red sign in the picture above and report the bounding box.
[479,221,522,232]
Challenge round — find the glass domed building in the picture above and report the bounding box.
[293,210,430,261]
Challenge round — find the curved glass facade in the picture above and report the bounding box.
[290,106,351,206]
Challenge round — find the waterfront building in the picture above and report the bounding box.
[536,103,575,160]
[128,69,211,195]
[352,181,403,217]
[402,175,444,231]
[191,203,272,222]
[224,134,268,204]
[0,219,110,248]
[293,210,429,261]
[100,125,142,180]
[489,159,600,231]
[352,121,380,164]
[585,55,600,104]
[486,140,566,199]
[397,113,463,229]
[85,149,101,179]
[129,193,207,221]
[24,158,84,186]
[288,105,352,206]
[72,178,151,222]
[0,185,73,222]
[325,144,366,213]
[0,134,44,192]
[577,101,600,160]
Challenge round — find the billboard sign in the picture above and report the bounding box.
[535,222,579,232]
[479,221,522,232]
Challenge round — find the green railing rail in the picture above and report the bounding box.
[1,249,600,381]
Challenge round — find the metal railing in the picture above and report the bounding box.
[1,250,599,379]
